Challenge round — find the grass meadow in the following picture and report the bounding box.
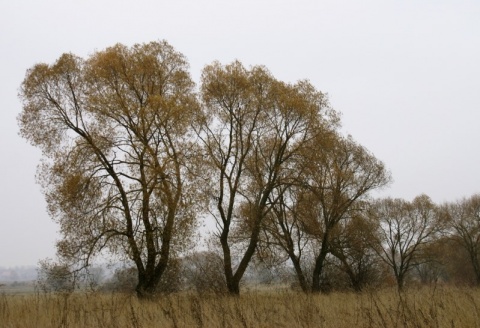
[1,286,480,327]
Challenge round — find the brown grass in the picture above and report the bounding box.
[0,286,479,327]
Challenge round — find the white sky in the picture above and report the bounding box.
[1,0,479,267]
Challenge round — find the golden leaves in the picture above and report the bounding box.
[19,41,203,278]
[18,40,394,295]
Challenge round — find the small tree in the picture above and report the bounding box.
[329,214,386,291]
[444,194,480,285]
[103,267,138,293]
[371,195,444,290]
[182,251,227,294]
[37,260,75,293]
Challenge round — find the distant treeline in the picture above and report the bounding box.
[0,266,36,282]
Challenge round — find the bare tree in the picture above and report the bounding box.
[182,251,227,294]
[371,195,443,290]
[19,41,201,298]
[444,194,480,285]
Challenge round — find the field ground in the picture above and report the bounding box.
[0,281,35,295]
[1,286,480,327]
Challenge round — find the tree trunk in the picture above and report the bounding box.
[226,278,241,295]
[135,261,168,299]
[224,225,261,296]
[136,282,157,299]
[344,264,362,292]
[469,250,480,286]
[222,205,267,296]
[396,271,405,291]
[311,251,328,293]
[311,232,330,293]
[290,255,309,293]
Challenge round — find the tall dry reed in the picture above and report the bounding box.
[0,286,479,327]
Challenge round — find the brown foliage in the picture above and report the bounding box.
[440,195,480,285]
[195,60,338,294]
[19,41,201,298]
[258,134,390,293]
[370,195,445,290]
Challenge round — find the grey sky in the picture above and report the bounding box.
[1,0,479,267]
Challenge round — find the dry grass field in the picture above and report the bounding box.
[1,286,480,327]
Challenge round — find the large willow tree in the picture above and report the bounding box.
[194,61,339,294]
[18,41,200,298]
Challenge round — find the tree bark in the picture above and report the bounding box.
[311,231,330,293]
[290,255,309,293]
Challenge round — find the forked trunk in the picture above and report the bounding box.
[135,263,167,299]
[221,207,265,296]
[311,232,330,293]
[226,279,241,296]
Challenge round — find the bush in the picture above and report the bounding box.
[182,251,227,294]
[37,260,75,293]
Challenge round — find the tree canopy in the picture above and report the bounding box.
[19,41,201,298]
[19,40,393,297]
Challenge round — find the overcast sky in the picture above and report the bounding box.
[1,0,479,267]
